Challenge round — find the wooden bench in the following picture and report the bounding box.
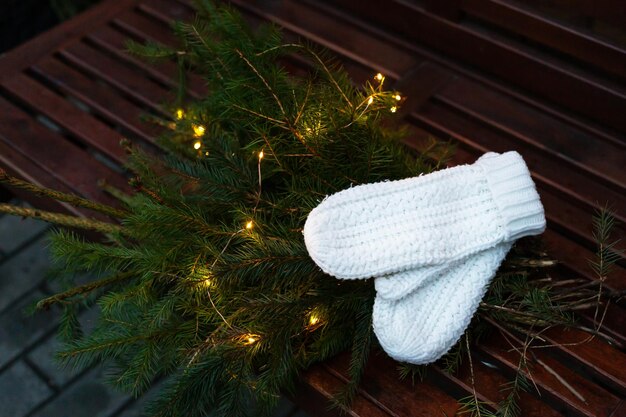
[0,0,624,415]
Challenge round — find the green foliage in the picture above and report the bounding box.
[590,206,622,280]
[41,2,442,416]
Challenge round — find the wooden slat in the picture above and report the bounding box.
[542,327,626,396]
[30,56,161,144]
[0,136,109,223]
[579,303,626,347]
[1,73,127,164]
[326,352,460,417]
[86,24,206,98]
[541,230,626,292]
[460,0,626,80]
[60,39,173,116]
[0,96,129,207]
[113,7,180,47]
[435,77,626,188]
[392,62,455,116]
[432,359,565,416]
[479,333,622,417]
[609,400,626,417]
[138,0,195,24]
[296,364,393,417]
[516,0,626,28]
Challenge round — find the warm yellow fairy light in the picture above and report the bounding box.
[374,72,384,81]
[193,124,206,137]
[245,220,254,230]
[258,150,264,160]
[367,96,374,105]
[394,94,402,101]
[390,106,397,113]
[309,314,320,326]
[241,333,260,345]
[193,141,202,150]
[198,277,214,288]
[176,108,184,119]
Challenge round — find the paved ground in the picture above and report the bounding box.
[0,195,309,417]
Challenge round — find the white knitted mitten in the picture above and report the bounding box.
[373,152,535,300]
[303,151,545,279]
[372,242,513,364]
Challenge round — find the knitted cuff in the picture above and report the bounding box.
[476,151,546,241]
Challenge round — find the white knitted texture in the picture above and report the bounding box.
[374,263,449,301]
[373,243,513,364]
[303,151,545,279]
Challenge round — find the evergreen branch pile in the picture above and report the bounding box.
[0,2,621,416]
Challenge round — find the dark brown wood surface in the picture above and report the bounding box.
[0,0,624,416]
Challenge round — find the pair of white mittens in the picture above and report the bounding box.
[303,151,545,364]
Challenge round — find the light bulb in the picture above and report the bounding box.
[367,96,374,105]
[394,94,402,101]
[258,150,264,160]
[245,220,254,230]
[309,314,320,326]
[374,73,384,81]
[193,141,202,150]
[193,124,206,137]
[241,333,260,345]
[390,106,397,113]
[176,109,184,119]
[199,278,213,288]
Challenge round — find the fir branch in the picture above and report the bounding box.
[331,294,374,409]
[0,203,125,235]
[0,169,127,218]
[37,271,135,310]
